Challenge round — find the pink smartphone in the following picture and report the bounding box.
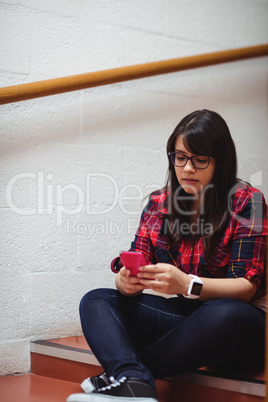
[120,251,147,276]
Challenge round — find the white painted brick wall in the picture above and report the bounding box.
[0,0,267,375]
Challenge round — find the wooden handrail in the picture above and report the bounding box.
[1,43,268,105]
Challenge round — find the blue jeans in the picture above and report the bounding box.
[79,288,265,389]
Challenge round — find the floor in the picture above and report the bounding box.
[0,373,81,402]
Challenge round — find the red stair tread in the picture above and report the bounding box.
[0,373,81,402]
[48,336,89,349]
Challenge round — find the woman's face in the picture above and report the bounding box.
[173,135,215,196]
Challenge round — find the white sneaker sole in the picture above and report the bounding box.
[67,393,158,402]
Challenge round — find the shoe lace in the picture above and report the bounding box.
[99,376,127,391]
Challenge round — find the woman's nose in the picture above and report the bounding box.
[183,159,196,172]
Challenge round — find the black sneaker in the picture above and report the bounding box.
[66,376,158,401]
[81,372,110,393]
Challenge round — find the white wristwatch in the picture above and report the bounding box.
[183,274,203,299]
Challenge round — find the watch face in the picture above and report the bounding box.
[191,282,203,296]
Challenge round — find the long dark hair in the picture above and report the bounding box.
[164,109,238,258]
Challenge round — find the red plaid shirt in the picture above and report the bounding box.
[112,185,267,302]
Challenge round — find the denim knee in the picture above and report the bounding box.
[197,298,264,332]
[79,288,118,317]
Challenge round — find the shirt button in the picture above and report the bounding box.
[247,275,251,280]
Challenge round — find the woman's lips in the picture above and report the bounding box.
[183,178,198,184]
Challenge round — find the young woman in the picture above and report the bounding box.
[67,109,267,402]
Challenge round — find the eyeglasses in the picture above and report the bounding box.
[168,151,213,169]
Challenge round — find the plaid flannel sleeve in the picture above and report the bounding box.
[129,215,156,264]
[227,190,267,291]
[111,196,157,272]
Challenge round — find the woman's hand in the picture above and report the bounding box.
[117,263,258,301]
[115,267,147,296]
[137,263,190,295]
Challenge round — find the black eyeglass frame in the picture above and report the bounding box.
[168,151,213,170]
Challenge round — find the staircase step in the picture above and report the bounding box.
[31,336,102,383]
[31,336,265,402]
[0,373,81,402]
